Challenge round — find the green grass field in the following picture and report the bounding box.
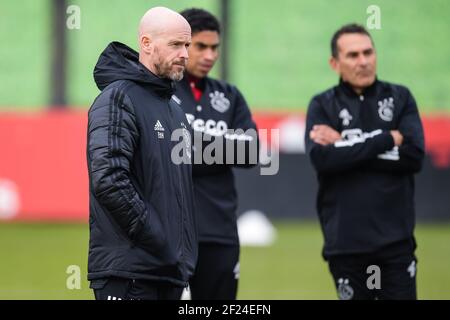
[0,221,449,300]
[1,0,450,112]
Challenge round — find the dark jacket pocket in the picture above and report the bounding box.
[134,202,167,254]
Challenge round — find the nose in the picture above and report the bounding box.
[358,54,368,66]
[180,46,189,59]
[204,48,216,62]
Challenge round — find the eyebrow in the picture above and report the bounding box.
[197,41,220,47]
[169,39,190,45]
[195,41,220,48]
[346,47,373,56]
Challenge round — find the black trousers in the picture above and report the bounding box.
[189,242,240,300]
[90,277,184,300]
[328,240,417,300]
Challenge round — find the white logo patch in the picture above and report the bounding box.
[407,260,416,278]
[339,108,353,126]
[185,113,228,136]
[154,120,165,139]
[209,91,230,113]
[233,262,240,280]
[154,120,165,131]
[337,278,354,300]
[378,97,394,121]
[335,128,382,147]
[181,122,191,159]
[377,146,400,161]
[171,95,181,105]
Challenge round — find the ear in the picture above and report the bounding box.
[329,56,340,74]
[140,34,152,54]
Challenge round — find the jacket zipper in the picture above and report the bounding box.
[167,98,187,284]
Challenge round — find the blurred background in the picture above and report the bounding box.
[0,0,449,299]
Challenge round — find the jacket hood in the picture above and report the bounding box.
[93,41,174,95]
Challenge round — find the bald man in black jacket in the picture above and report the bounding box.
[87,7,197,300]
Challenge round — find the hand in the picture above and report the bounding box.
[309,125,341,146]
[390,130,404,146]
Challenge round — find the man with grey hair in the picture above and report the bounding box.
[86,7,197,300]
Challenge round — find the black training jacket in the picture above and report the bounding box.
[87,42,197,287]
[305,79,425,259]
[174,76,258,245]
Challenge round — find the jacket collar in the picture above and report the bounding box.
[94,41,175,97]
[338,77,379,98]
